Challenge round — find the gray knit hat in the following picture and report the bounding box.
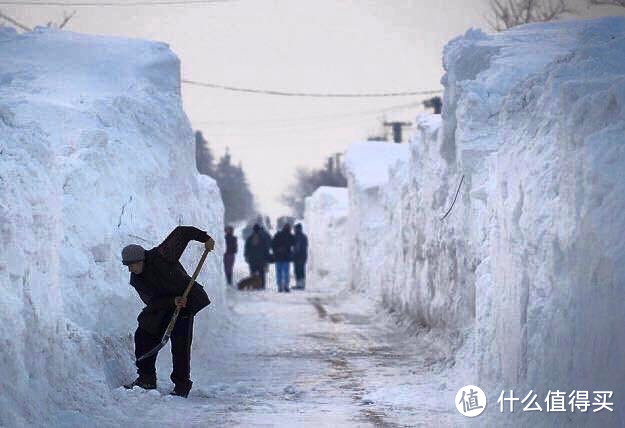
[121,244,145,265]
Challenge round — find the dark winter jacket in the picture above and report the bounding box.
[225,234,238,255]
[129,226,212,336]
[244,232,270,267]
[271,230,295,262]
[292,232,308,264]
[259,227,272,250]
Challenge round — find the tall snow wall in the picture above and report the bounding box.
[343,141,409,295]
[303,186,349,289]
[343,17,625,426]
[0,27,225,426]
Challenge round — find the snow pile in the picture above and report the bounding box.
[376,115,476,334]
[343,141,409,293]
[460,18,625,425]
[303,186,349,288]
[0,27,224,426]
[341,118,472,361]
[339,17,625,425]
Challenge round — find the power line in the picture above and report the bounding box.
[182,79,442,98]
[202,116,378,135]
[0,0,232,6]
[191,99,435,136]
[196,112,411,136]
[193,100,425,126]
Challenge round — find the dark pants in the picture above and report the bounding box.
[135,314,194,390]
[249,263,266,289]
[223,253,235,285]
[294,261,306,280]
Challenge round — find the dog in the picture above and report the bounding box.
[237,274,263,291]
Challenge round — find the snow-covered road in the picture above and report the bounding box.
[59,286,465,427]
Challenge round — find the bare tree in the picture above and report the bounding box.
[0,9,76,32]
[588,0,625,7]
[281,154,347,218]
[0,10,31,32]
[486,0,575,31]
[55,10,77,29]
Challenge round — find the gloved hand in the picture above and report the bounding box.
[205,237,215,252]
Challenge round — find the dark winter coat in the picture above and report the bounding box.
[129,226,212,336]
[225,234,238,255]
[244,232,270,267]
[271,230,295,262]
[259,227,272,249]
[292,232,308,264]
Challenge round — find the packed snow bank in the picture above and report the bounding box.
[343,141,409,293]
[0,27,224,426]
[336,17,625,426]
[342,120,471,356]
[303,187,349,288]
[462,18,625,426]
[374,115,477,334]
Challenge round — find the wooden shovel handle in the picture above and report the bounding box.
[181,247,210,299]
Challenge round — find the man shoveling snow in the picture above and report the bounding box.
[121,226,215,398]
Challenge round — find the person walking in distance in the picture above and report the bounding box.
[223,226,237,286]
[272,223,295,292]
[122,226,214,398]
[292,223,308,290]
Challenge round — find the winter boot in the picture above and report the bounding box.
[170,380,193,398]
[123,375,156,390]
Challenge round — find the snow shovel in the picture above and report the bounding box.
[137,247,210,362]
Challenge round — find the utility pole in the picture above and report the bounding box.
[334,153,341,172]
[325,153,343,174]
[383,121,412,143]
[326,156,334,174]
[423,96,442,114]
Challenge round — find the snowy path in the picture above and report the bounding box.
[70,287,465,427]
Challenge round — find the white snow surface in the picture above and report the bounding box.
[344,140,409,190]
[0,27,225,426]
[343,141,410,297]
[303,186,349,289]
[322,17,625,426]
[3,16,625,428]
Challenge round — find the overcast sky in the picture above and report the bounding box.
[5,0,625,217]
